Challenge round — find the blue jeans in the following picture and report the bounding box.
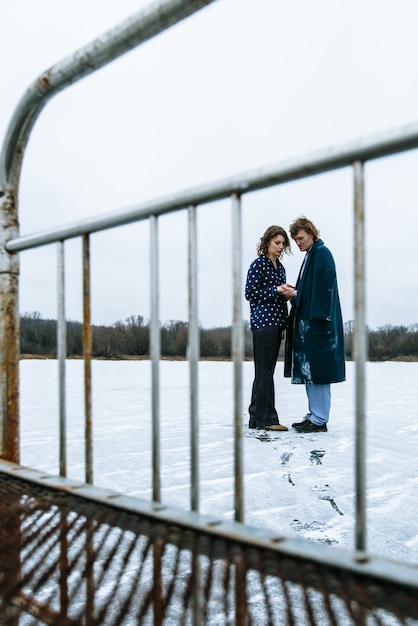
[305,383,331,425]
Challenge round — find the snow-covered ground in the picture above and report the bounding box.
[19,359,418,566]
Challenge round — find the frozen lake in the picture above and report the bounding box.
[19,359,418,567]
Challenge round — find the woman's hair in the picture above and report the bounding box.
[289,216,320,240]
[257,225,291,256]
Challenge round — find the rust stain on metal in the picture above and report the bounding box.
[1,191,18,225]
[0,191,20,464]
[35,72,51,91]
[82,235,93,484]
[0,275,20,464]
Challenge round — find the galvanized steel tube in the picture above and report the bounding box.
[8,123,418,255]
[232,193,244,523]
[188,205,199,512]
[57,241,67,478]
[150,215,161,503]
[353,161,367,553]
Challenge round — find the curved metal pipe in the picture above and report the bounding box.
[0,0,216,192]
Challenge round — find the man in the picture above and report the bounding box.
[281,217,345,432]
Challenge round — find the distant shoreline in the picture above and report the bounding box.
[20,354,418,362]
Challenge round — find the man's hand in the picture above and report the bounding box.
[279,283,297,300]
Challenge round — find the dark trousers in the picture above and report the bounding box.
[248,325,283,428]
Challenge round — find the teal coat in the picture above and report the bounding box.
[284,239,346,384]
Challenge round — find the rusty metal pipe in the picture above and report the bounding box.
[82,234,93,484]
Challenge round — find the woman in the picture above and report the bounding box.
[245,225,291,431]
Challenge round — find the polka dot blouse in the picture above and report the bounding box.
[245,255,288,331]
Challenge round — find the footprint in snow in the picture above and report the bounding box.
[280,453,295,485]
[290,519,327,532]
[246,430,271,442]
[317,537,339,545]
[289,519,339,545]
[310,449,326,465]
[312,484,344,516]
[283,472,295,486]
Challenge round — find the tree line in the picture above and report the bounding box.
[20,311,418,360]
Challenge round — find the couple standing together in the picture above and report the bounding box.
[245,216,345,434]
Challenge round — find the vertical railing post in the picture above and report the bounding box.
[353,160,367,553]
[150,215,161,503]
[0,190,20,626]
[188,205,202,626]
[57,241,67,477]
[83,234,93,484]
[231,193,244,523]
[0,191,20,463]
[232,193,246,622]
[188,205,200,513]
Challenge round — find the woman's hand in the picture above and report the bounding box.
[279,283,297,300]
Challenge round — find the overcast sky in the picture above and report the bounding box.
[2,0,418,330]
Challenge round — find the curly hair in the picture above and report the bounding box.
[289,216,320,241]
[257,225,291,256]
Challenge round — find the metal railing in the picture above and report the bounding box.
[4,117,418,526]
[1,459,418,625]
[1,0,418,622]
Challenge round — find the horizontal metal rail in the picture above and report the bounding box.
[1,458,418,592]
[6,121,418,253]
[3,458,418,624]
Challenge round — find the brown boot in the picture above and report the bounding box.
[264,424,288,431]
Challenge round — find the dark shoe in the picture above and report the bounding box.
[291,417,310,428]
[264,424,288,432]
[294,420,327,433]
[248,422,256,429]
